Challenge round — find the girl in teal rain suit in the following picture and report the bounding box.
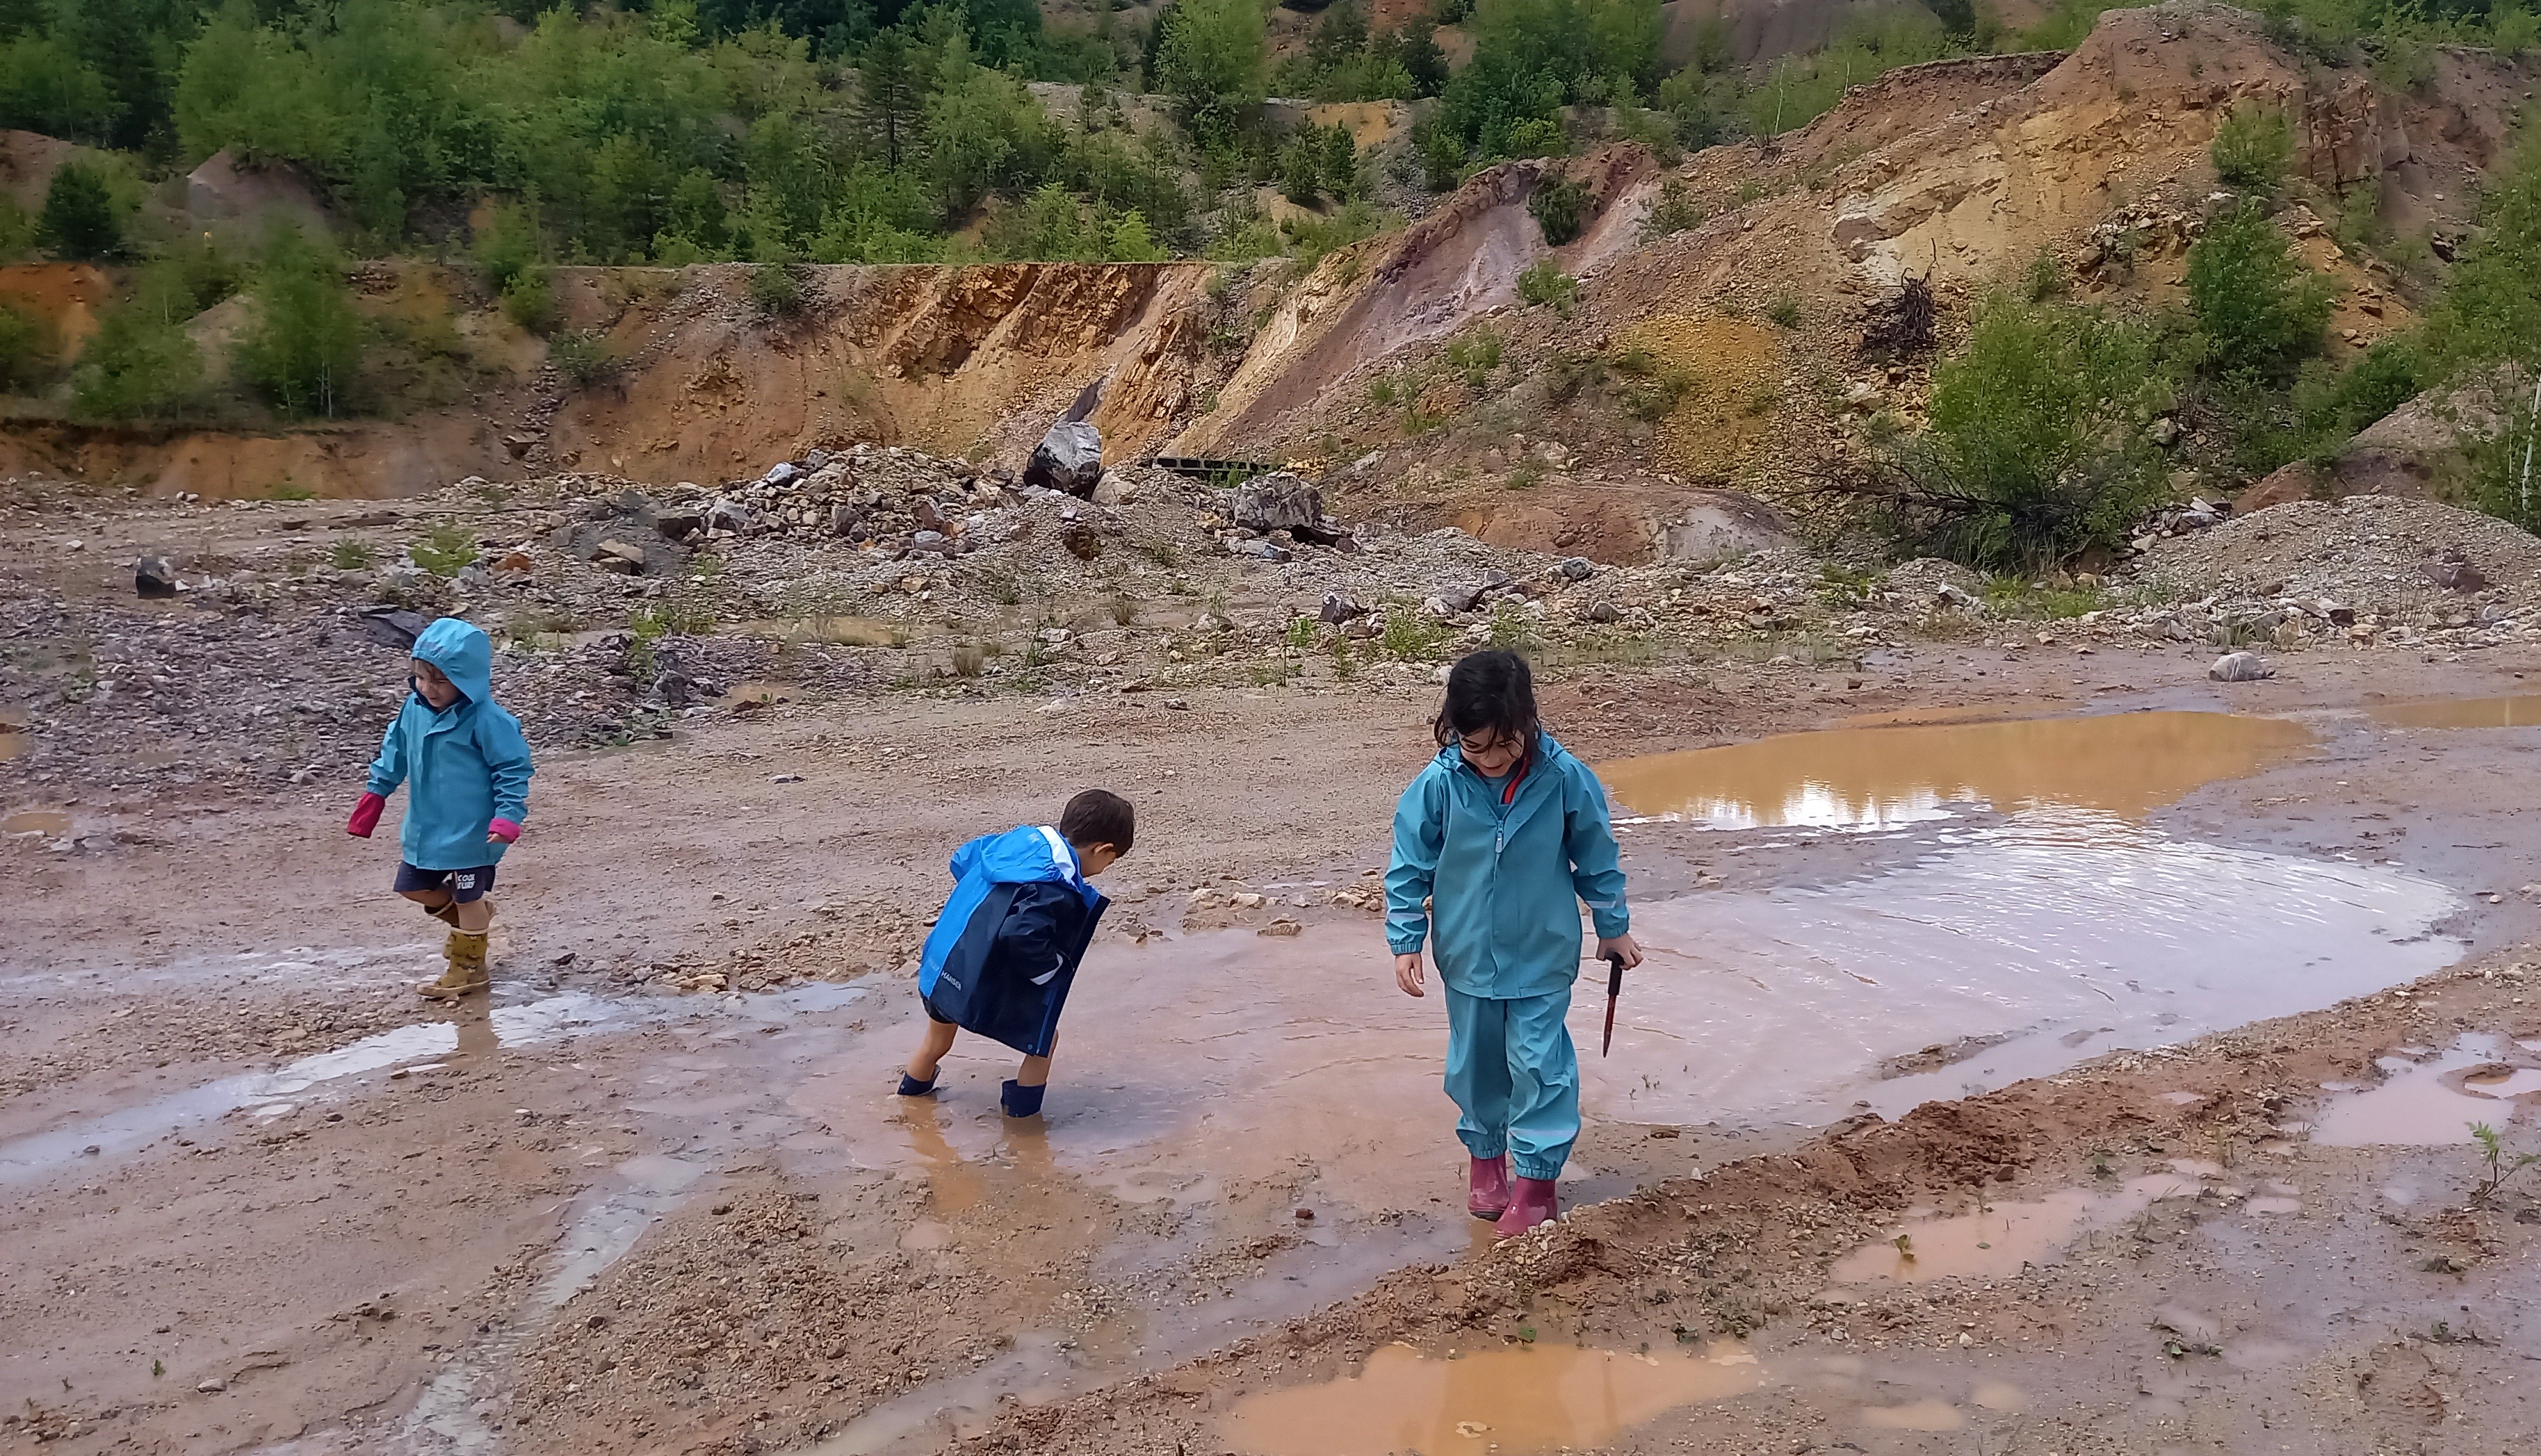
[1386,650,1641,1237]
[346,617,534,1001]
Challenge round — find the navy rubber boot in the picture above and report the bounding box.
[896,1072,937,1097]
[1000,1079,1046,1118]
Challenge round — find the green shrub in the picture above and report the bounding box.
[1517,259,1578,314]
[2187,202,2332,384]
[549,329,622,386]
[70,268,205,421]
[748,263,804,317]
[235,226,364,420]
[501,270,555,333]
[1767,294,1803,329]
[1529,172,1591,245]
[1877,290,2163,569]
[2211,102,2293,195]
[2296,338,2422,442]
[0,300,55,392]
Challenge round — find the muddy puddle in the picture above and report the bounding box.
[3,808,69,835]
[1621,811,2460,1121]
[0,981,863,1186]
[1600,711,2314,829]
[1221,1341,1767,1456]
[2369,694,2541,729]
[1829,1163,2219,1284]
[2313,1035,2541,1146]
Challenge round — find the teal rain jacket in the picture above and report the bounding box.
[1385,732,1630,1000]
[364,617,534,871]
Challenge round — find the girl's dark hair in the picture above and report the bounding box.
[1432,650,1539,755]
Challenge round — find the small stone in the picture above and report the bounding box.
[136,555,178,597]
[1294,1206,1315,1221]
[1258,917,1302,936]
[1586,600,1621,623]
[1162,697,1190,710]
[2209,651,2274,682]
[1557,556,1593,581]
[1320,592,1368,624]
[197,1379,225,1393]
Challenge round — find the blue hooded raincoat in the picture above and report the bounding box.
[916,826,1109,1058]
[364,618,534,872]
[1385,732,1629,1179]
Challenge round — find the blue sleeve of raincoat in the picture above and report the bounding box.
[1384,769,1447,956]
[478,709,534,825]
[364,705,409,797]
[998,883,1078,987]
[1564,762,1630,940]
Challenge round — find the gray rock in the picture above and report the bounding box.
[1586,600,1622,623]
[804,448,833,471]
[827,502,861,537]
[1659,490,1799,564]
[1233,472,1324,533]
[1089,470,1137,507]
[1320,592,1368,624]
[356,607,429,650]
[1233,539,1292,563]
[2421,553,2488,592]
[1438,584,1487,614]
[2147,416,2182,448]
[1024,420,1105,497]
[704,499,756,534]
[1558,556,1594,581]
[762,461,800,488]
[135,555,177,597]
[2209,651,2275,682]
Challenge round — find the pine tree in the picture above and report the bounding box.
[37,161,119,260]
[861,29,922,171]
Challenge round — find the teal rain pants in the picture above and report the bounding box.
[1443,985,1580,1181]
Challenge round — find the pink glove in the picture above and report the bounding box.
[487,817,522,845]
[347,792,386,837]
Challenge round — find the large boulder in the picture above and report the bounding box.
[1024,421,1105,497]
[1657,489,1798,564]
[1233,471,1324,532]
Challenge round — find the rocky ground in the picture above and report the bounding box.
[13,467,2541,1456]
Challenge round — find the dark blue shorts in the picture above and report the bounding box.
[395,862,498,903]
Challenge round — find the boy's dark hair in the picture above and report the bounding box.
[1432,650,1541,755]
[1060,788,1134,853]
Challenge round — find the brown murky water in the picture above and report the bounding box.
[2313,1037,2541,1146]
[3,810,70,835]
[2369,694,2541,729]
[1829,1165,2217,1284]
[1222,1341,1766,1456]
[0,729,24,761]
[1600,712,2314,828]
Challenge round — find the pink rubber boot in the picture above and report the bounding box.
[1494,1177,1558,1238]
[1467,1155,1511,1220]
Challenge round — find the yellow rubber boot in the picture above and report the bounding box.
[419,929,491,1000]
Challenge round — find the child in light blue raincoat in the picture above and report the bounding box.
[346,616,534,1001]
[1386,650,1639,1237]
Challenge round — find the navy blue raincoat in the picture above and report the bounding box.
[916,826,1108,1057]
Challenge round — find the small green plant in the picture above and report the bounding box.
[1515,1324,1538,1343]
[2471,1122,2541,1206]
[1285,615,1317,649]
[1517,259,1579,316]
[267,480,318,501]
[1892,1232,1915,1261]
[331,539,377,571]
[1142,541,1185,569]
[1445,332,1503,389]
[2090,1147,2115,1177]
[152,1359,163,1377]
[501,269,555,333]
[1367,374,1402,407]
[1639,179,1706,242]
[975,563,1024,605]
[1382,610,1447,660]
[950,641,987,676]
[2211,101,2293,195]
[749,263,804,317]
[409,524,478,578]
[549,330,622,386]
[1766,294,1803,329]
[1486,600,1541,652]
[0,299,56,391]
[1331,632,1356,679]
[1107,594,1138,626]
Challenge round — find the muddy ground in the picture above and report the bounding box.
[14,502,2541,1456]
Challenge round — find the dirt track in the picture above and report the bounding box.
[14,543,2541,1455]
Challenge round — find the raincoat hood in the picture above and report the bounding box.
[915,825,1110,1058]
[412,616,494,706]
